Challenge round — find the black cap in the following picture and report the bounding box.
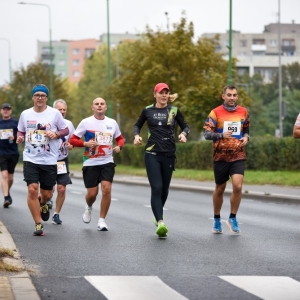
[1,103,12,109]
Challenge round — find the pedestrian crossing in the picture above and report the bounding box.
[83,276,300,300]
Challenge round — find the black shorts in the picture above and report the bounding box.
[82,163,116,188]
[0,154,19,173]
[57,158,72,186]
[213,160,245,185]
[23,161,57,190]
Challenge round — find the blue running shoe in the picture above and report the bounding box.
[52,214,62,225]
[226,217,240,234]
[212,218,223,234]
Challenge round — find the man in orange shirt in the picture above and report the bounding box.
[203,85,250,235]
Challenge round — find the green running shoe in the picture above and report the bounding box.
[156,222,168,238]
[153,216,164,227]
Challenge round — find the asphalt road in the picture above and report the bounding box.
[1,172,300,300]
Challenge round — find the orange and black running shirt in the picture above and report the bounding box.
[134,104,190,154]
[203,104,250,162]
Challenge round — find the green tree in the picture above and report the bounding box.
[70,46,110,126]
[111,17,251,134]
[237,73,276,136]
[271,62,300,91]
[0,62,68,118]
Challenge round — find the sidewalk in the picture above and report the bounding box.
[0,222,40,300]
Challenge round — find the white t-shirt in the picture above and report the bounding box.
[73,115,121,167]
[18,106,68,165]
[295,113,300,126]
[57,119,75,161]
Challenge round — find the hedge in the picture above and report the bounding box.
[113,137,300,171]
[18,137,300,171]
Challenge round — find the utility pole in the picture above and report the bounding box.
[227,0,233,85]
[106,0,112,117]
[278,0,283,137]
[0,38,13,104]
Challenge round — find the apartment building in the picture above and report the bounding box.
[202,22,300,82]
[37,33,140,83]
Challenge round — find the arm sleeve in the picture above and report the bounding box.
[133,109,146,136]
[204,130,223,140]
[69,134,85,147]
[176,109,190,136]
[58,127,69,137]
[17,131,26,137]
[116,134,125,147]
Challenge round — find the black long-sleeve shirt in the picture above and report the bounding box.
[134,104,190,154]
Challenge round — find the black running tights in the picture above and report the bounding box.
[144,153,175,222]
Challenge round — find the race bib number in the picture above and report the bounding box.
[95,131,113,145]
[57,161,67,174]
[0,129,13,139]
[29,130,49,145]
[223,121,241,136]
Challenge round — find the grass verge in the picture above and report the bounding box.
[0,248,23,272]
[68,164,300,187]
[17,163,300,186]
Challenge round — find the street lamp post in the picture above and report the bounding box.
[0,38,13,104]
[278,0,283,137]
[18,2,53,106]
[106,0,112,117]
[227,0,233,85]
[165,12,170,32]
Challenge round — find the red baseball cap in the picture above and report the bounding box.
[154,83,170,93]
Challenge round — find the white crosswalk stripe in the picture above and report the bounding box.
[83,276,300,300]
[219,276,300,300]
[85,276,188,300]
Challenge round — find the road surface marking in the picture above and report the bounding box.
[85,276,187,300]
[220,276,300,300]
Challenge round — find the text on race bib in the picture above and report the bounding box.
[223,121,241,136]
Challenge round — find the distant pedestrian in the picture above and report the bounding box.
[70,97,124,231]
[0,103,19,208]
[203,85,250,234]
[293,113,300,138]
[16,84,69,236]
[51,99,75,225]
[134,83,190,238]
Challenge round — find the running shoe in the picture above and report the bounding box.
[40,203,50,221]
[156,222,168,238]
[47,200,53,209]
[97,219,108,231]
[52,214,62,225]
[3,196,12,208]
[38,194,53,209]
[82,205,92,223]
[33,223,44,236]
[153,216,164,227]
[212,218,223,234]
[226,217,241,234]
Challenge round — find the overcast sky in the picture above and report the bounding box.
[0,0,299,86]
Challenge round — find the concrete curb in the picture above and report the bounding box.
[15,167,300,204]
[112,177,300,205]
[0,222,40,300]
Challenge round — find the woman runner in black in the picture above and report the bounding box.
[134,83,190,238]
